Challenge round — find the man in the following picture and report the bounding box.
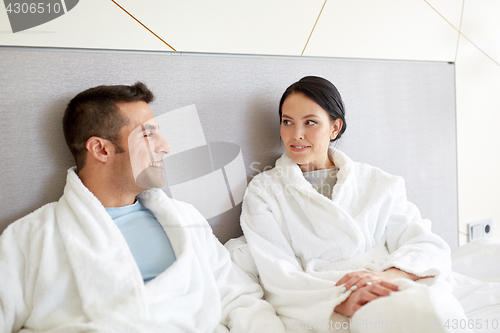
[0,82,285,332]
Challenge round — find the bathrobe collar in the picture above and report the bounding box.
[275,147,355,201]
[55,168,197,322]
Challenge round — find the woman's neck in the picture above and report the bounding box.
[298,155,335,172]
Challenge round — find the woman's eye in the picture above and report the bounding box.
[305,120,316,125]
[282,120,292,125]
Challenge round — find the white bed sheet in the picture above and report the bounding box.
[449,239,500,332]
[226,237,500,332]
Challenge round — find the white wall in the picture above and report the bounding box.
[1,0,498,245]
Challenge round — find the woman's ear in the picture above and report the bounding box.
[330,119,343,140]
[86,137,111,163]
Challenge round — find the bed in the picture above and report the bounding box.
[0,46,498,331]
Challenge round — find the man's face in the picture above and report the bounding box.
[115,101,171,191]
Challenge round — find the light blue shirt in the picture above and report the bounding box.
[105,200,176,283]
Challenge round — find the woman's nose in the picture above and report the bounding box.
[293,126,304,140]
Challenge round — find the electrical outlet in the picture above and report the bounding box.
[483,218,493,238]
[468,218,493,242]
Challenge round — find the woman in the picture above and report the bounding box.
[238,76,468,332]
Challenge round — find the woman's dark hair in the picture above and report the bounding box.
[279,76,346,142]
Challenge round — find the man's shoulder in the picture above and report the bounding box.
[2,202,59,240]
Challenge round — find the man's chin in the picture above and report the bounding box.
[135,167,165,190]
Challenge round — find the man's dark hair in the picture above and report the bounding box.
[63,82,154,172]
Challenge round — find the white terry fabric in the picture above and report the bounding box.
[0,168,286,333]
[226,235,259,285]
[240,148,462,332]
[350,278,468,333]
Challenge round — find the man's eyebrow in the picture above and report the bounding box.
[142,123,158,130]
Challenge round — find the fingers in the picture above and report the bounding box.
[336,271,400,294]
[340,278,399,294]
[335,272,354,286]
[379,280,400,292]
[335,271,373,286]
[351,276,374,291]
[335,271,374,291]
[365,282,397,297]
[339,275,379,293]
[335,282,400,317]
[334,287,379,317]
[343,287,381,316]
[354,287,380,304]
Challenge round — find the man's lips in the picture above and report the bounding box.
[148,161,163,169]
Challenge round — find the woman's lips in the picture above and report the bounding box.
[290,145,310,152]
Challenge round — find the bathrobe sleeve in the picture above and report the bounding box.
[380,177,452,278]
[182,205,287,333]
[240,179,347,327]
[0,223,31,332]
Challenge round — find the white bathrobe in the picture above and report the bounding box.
[0,168,286,333]
[240,149,467,332]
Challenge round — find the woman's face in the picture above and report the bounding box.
[280,92,342,172]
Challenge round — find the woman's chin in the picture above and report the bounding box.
[287,151,310,165]
[293,159,313,171]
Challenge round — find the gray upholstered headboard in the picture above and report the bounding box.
[0,46,458,248]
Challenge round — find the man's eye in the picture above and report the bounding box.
[144,132,154,138]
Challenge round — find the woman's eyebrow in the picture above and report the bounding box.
[282,114,321,119]
[301,114,320,119]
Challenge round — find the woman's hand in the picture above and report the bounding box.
[335,268,430,293]
[332,268,434,317]
[334,280,398,317]
[336,270,388,293]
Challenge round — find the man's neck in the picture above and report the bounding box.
[78,168,140,208]
[95,192,137,208]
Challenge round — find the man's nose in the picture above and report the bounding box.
[155,134,171,156]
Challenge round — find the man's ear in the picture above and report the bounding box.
[86,137,112,163]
